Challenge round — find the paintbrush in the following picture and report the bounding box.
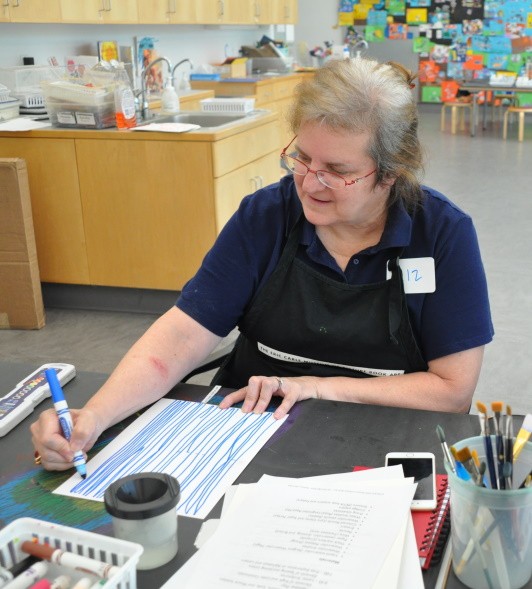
[503,462,512,490]
[450,446,471,481]
[505,405,514,468]
[491,401,505,489]
[513,414,532,462]
[455,446,484,486]
[436,425,456,474]
[476,401,497,489]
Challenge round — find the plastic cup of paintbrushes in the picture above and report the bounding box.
[104,472,181,570]
[445,436,532,589]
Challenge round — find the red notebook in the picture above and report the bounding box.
[353,467,450,570]
[412,474,450,569]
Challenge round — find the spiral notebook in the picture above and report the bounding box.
[412,474,450,569]
[354,467,451,570]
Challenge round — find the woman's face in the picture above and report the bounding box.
[291,122,392,231]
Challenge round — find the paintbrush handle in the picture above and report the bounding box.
[496,434,505,489]
[484,435,498,489]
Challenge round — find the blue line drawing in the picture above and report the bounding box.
[54,400,285,519]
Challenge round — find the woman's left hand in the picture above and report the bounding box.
[219,375,320,419]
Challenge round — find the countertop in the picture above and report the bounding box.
[0,108,278,142]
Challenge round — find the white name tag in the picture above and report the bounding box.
[387,257,436,294]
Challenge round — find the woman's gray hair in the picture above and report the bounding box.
[288,57,424,209]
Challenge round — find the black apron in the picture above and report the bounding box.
[212,215,428,389]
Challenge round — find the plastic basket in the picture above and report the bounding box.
[0,99,20,122]
[11,89,46,108]
[0,518,143,589]
[200,97,255,114]
[0,84,11,103]
[0,66,55,93]
[41,80,113,106]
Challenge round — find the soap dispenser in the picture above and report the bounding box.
[161,80,180,114]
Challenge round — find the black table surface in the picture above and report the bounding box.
[1,361,529,588]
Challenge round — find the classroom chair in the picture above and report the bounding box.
[502,106,532,142]
[440,100,475,135]
[490,91,518,122]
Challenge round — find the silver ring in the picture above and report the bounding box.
[274,377,284,391]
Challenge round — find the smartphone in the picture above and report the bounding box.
[385,452,437,511]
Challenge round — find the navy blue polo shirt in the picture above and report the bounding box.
[177,175,494,362]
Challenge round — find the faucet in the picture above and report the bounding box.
[138,56,173,121]
[172,59,194,91]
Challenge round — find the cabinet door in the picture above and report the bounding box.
[282,0,297,23]
[252,0,274,23]
[214,151,279,232]
[0,137,90,284]
[75,138,217,290]
[137,0,195,23]
[195,0,252,24]
[8,0,61,22]
[60,0,103,23]
[60,0,137,23]
[0,2,10,21]
[100,0,138,23]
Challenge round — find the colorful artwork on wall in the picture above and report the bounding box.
[337,0,532,103]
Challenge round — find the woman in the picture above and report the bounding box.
[31,58,493,471]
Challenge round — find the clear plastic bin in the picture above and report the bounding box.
[0,66,54,93]
[0,517,143,589]
[42,81,116,129]
[0,99,20,122]
[45,100,116,129]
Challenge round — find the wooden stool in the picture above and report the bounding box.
[503,106,532,141]
[440,101,475,134]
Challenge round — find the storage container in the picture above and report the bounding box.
[0,518,143,589]
[0,99,20,122]
[0,66,54,93]
[0,84,12,103]
[200,97,255,114]
[42,80,115,129]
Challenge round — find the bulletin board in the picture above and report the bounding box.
[338,0,532,103]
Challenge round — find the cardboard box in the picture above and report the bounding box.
[0,158,45,329]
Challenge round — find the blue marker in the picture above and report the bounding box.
[44,368,87,479]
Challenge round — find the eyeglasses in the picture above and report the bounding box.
[280,136,376,190]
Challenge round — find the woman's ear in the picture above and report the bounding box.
[379,175,397,188]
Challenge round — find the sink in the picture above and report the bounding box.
[141,111,248,129]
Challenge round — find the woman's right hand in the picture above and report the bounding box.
[30,407,102,472]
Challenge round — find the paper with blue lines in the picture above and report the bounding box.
[53,399,287,519]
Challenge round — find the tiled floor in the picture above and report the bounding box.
[1,104,531,415]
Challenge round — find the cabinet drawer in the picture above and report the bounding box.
[273,77,300,101]
[254,83,275,106]
[212,119,280,177]
[214,151,280,232]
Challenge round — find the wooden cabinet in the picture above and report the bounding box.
[1,0,61,22]
[1,0,296,23]
[194,0,253,24]
[75,139,215,289]
[214,151,279,231]
[137,0,195,23]
[251,0,296,24]
[0,137,90,284]
[60,0,138,23]
[0,112,280,290]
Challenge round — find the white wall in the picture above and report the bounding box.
[0,22,269,72]
[0,4,419,86]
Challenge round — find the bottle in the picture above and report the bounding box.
[161,81,180,114]
[114,83,137,129]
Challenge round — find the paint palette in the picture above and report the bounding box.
[0,363,76,436]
